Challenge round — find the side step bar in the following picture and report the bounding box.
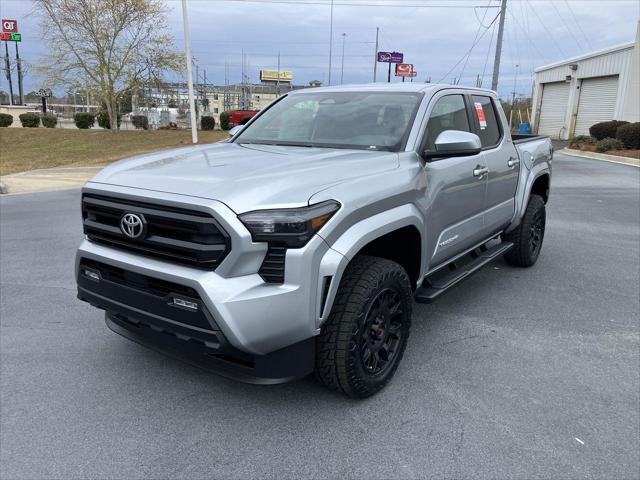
[414,241,513,304]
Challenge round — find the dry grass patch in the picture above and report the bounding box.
[0,128,228,176]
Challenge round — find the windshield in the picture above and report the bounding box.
[233,91,422,151]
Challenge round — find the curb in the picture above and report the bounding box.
[560,148,640,167]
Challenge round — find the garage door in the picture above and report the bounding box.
[574,75,619,136]
[537,82,570,139]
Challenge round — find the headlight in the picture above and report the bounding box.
[238,200,340,248]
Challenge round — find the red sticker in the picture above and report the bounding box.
[474,102,487,129]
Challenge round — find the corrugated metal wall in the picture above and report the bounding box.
[531,42,636,139]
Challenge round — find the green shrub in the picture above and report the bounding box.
[569,135,596,148]
[96,109,122,130]
[131,115,149,130]
[201,116,216,130]
[589,120,629,141]
[19,112,40,128]
[615,122,640,149]
[595,137,625,153]
[220,111,231,131]
[0,113,13,127]
[41,115,58,128]
[74,112,95,129]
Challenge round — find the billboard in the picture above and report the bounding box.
[377,51,403,63]
[395,63,415,77]
[2,19,18,33]
[260,69,293,82]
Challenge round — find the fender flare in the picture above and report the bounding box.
[314,204,425,328]
[507,165,551,233]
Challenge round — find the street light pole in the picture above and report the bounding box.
[340,33,346,84]
[373,27,379,82]
[328,0,334,85]
[181,0,198,144]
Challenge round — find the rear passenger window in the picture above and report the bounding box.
[424,95,471,151]
[471,95,501,147]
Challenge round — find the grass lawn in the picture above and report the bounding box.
[0,128,228,176]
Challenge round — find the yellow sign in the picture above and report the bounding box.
[260,70,293,82]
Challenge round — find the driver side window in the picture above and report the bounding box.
[424,95,471,151]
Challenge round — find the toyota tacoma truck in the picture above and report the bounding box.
[76,84,552,398]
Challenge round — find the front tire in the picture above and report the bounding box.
[503,194,546,267]
[315,255,413,398]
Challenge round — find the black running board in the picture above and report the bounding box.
[414,241,513,304]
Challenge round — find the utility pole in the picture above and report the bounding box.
[276,51,281,97]
[340,33,346,84]
[509,63,519,130]
[491,0,507,92]
[373,27,379,82]
[3,41,14,106]
[14,42,23,105]
[328,0,334,85]
[181,0,198,144]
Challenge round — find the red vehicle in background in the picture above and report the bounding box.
[229,110,259,127]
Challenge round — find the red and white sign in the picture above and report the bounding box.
[474,102,487,129]
[395,63,414,77]
[2,19,18,33]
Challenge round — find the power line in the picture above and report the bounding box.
[549,0,583,53]
[523,0,567,57]
[480,8,498,86]
[221,0,499,8]
[457,2,491,83]
[562,0,594,50]
[437,9,501,83]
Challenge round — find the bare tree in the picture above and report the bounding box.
[33,0,183,131]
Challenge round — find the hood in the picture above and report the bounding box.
[89,142,399,212]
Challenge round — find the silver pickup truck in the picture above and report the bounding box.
[76,84,552,397]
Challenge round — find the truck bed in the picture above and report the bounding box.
[512,134,549,145]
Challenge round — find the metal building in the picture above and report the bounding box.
[531,24,639,140]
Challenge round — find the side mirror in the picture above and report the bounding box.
[228,125,244,137]
[425,130,482,159]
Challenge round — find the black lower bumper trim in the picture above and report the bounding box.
[106,312,315,385]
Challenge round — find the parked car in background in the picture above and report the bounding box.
[229,109,259,126]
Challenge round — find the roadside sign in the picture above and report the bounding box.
[38,88,53,98]
[2,19,18,33]
[395,63,413,77]
[377,51,403,63]
[0,32,21,42]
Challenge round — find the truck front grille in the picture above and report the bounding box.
[82,194,230,270]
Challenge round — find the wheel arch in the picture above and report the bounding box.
[316,204,424,328]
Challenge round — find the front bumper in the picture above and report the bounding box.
[77,249,317,383]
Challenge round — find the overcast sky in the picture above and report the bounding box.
[2,0,639,99]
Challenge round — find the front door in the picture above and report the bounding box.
[470,94,519,235]
[420,93,488,270]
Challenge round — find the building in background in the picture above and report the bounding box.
[531,23,639,140]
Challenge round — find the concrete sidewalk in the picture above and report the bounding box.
[560,148,640,167]
[0,167,102,195]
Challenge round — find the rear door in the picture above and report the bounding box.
[470,94,519,236]
[420,91,488,269]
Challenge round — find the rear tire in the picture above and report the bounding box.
[503,194,546,267]
[315,255,413,398]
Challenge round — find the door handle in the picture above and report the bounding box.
[507,157,519,168]
[473,166,489,177]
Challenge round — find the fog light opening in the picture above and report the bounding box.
[83,268,100,281]
[172,297,199,311]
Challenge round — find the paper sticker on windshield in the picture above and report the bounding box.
[474,102,487,130]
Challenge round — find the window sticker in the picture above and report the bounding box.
[474,102,487,130]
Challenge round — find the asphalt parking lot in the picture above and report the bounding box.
[1,152,639,479]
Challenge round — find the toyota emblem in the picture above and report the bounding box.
[120,213,146,239]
